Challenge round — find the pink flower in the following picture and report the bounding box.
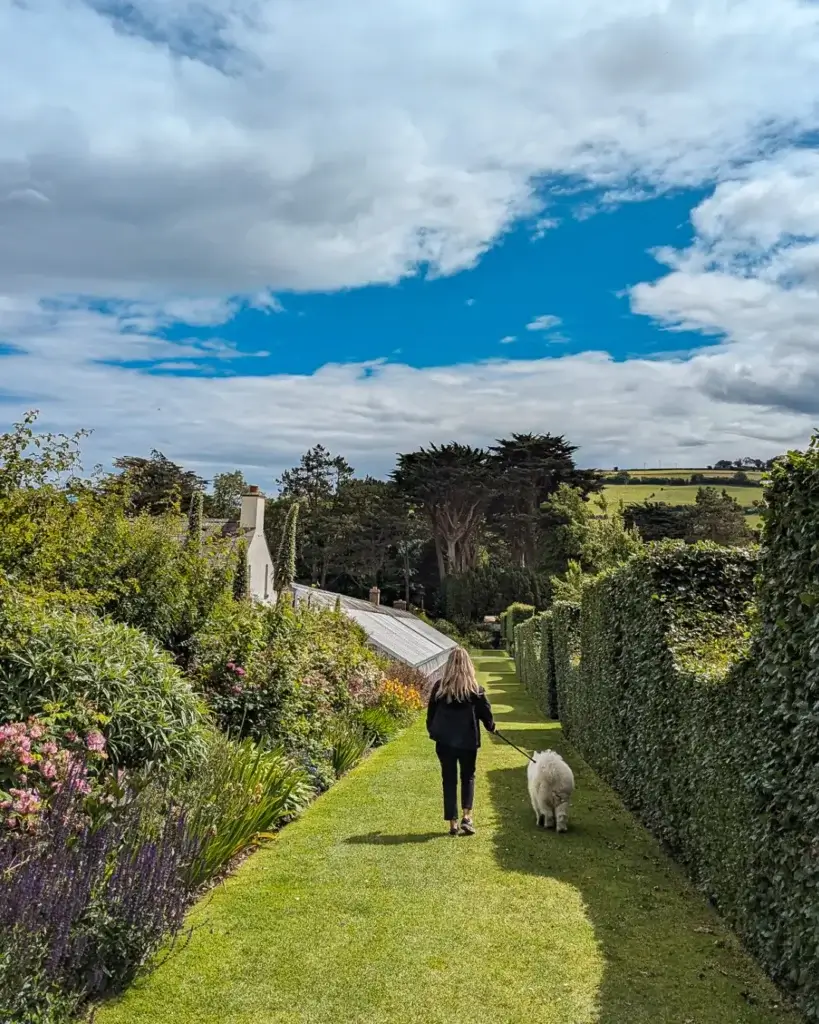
[40,741,58,756]
[27,724,43,740]
[10,788,42,815]
[65,730,79,743]
[85,731,106,753]
[234,666,246,678]
[18,751,34,767]
[40,761,57,780]
[226,661,235,670]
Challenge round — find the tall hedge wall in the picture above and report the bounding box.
[546,438,819,1019]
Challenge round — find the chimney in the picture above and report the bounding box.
[393,599,407,611]
[369,586,381,606]
[240,485,265,534]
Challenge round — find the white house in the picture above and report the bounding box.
[202,485,276,603]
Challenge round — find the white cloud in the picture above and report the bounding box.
[2,0,819,299]
[526,314,563,332]
[2,0,819,471]
[630,150,819,417]
[500,335,516,344]
[0,297,812,481]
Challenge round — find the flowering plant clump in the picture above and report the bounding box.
[375,679,424,722]
[0,717,110,833]
[0,766,202,1024]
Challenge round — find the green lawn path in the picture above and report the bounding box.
[97,653,801,1024]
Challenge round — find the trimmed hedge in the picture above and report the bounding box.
[546,437,819,1019]
[501,602,535,654]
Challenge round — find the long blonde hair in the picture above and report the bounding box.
[437,647,480,703]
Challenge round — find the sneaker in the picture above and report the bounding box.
[460,818,476,836]
[448,823,460,836]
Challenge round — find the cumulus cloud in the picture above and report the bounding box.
[0,297,813,480]
[3,0,819,299]
[2,0,819,470]
[631,150,819,417]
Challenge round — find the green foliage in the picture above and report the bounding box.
[546,437,819,1021]
[185,734,312,888]
[186,490,203,550]
[105,451,206,516]
[358,706,400,746]
[502,601,535,652]
[327,719,371,777]
[204,470,246,519]
[487,432,601,569]
[189,598,382,754]
[274,500,300,591]
[443,565,550,621]
[0,592,209,772]
[686,487,752,546]
[233,539,250,601]
[623,500,691,541]
[393,443,494,580]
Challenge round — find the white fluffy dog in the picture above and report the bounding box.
[527,750,575,833]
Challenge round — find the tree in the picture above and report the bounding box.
[0,410,87,497]
[686,488,751,546]
[204,470,246,519]
[544,485,643,600]
[488,433,601,569]
[624,501,691,541]
[106,451,206,515]
[393,444,494,582]
[277,445,354,587]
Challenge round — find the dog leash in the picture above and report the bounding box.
[493,728,536,764]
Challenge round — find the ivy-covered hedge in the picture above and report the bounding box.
[548,437,819,1019]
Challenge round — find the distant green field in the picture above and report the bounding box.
[602,483,763,507]
[601,482,765,531]
[603,468,765,482]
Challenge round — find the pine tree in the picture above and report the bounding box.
[233,538,250,601]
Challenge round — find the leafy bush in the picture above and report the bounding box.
[0,594,209,773]
[549,444,819,1023]
[189,599,382,747]
[328,719,371,777]
[359,706,400,746]
[184,734,311,889]
[501,602,535,652]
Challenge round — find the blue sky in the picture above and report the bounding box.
[2,0,819,480]
[145,189,708,379]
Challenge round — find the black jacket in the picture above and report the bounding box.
[426,684,495,751]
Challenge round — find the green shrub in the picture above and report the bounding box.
[0,592,209,772]
[328,719,371,777]
[189,598,382,747]
[359,706,400,746]
[502,602,535,653]
[184,734,312,888]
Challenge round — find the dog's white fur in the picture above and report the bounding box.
[527,750,574,833]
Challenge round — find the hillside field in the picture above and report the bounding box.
[600,480,765,530]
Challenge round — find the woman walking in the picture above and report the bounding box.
[426,647,495,836]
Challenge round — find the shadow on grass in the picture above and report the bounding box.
[344,832,447,846]
[486,718,796,1024]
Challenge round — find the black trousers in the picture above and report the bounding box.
[435,743,477,821]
